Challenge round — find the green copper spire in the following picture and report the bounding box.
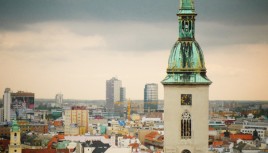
[178,0,196,15]
[180,0,194,10]
[11,120,20,132]
[162,0,211,85]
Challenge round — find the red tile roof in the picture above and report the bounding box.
[145,131,164,142]
[22,149,70,153]
[213,141,223,148]
[220,133,253,141]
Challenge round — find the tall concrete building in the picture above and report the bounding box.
[3,88,11,121]
[162,0,211,153]
[55,93,63,107]
[106,77,125,112]
[144,83,158,112]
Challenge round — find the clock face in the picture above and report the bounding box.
[181,94,192,105]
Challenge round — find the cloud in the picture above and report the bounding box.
[0,23,106,55]
[1,0,268,32]
[196,21,268,49]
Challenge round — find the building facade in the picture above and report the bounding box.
[0,108,4,122]
[106,77,125,113]
[4,89,35,121]
[144,83,158,112]
[162,0,211,153]
[120,87,126,102]
[3,88,11,122]
[64,106,89,135]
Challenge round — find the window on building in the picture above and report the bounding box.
[14,133,17,136]
[181,111,191,139]
[182,149,191,153]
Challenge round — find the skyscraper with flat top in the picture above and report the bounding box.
[144,83,158,112]
[162,0,211,152]
[3,88,11,121]
[106,77,122,112]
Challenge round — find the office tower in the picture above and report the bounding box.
[162,0,212,152]
[144,83,158,112]
[64,106,89,135]
[55,93,63,107]
[10,91,35,120]
[3,88,11,121]
[120,87,126,102]
[106,77,122,112]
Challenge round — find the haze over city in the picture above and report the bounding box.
[0,0,267,100]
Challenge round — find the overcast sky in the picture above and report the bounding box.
[0,0,267,100]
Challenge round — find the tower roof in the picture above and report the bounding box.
[162,0,211,85]
[11,120,20,132]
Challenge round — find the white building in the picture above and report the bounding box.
[117,136,140,148]
[3,88,11,121]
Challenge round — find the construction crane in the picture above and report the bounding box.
[127,100,131,121]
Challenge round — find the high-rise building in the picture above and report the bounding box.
[106,77,123,112]
[3,88,11,121]
[144,83,158,112]
[64,106,89,135]
[162,0,212,153]
[120,87,126,102]
[55,93,63,108]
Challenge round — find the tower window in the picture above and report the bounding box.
[182,149,191,153]
[181,111,191,139]
[14,133,17,136]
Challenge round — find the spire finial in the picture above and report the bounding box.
[180,0,194,10]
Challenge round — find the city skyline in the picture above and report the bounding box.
[0,0,268,100]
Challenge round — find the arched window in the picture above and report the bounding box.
[182,149,191,153]
[181,111,191,139]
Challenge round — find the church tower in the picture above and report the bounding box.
[162,0,211,153]
[9,120,22,153]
